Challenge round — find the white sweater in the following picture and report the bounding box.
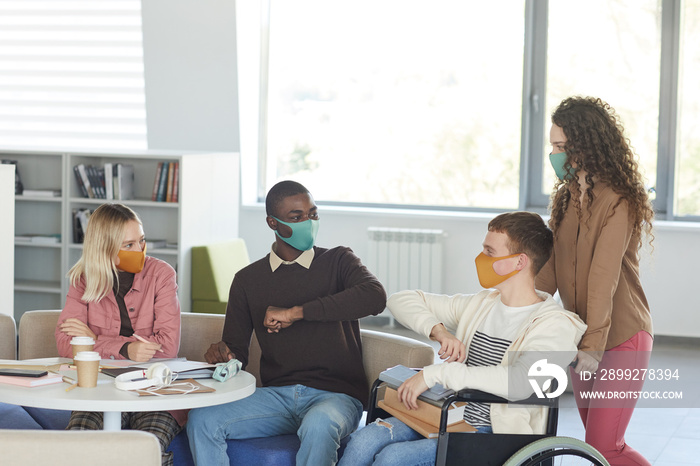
[387,289,587,434]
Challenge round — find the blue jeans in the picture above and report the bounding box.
[186,384,363,466]
[338,417,492,466]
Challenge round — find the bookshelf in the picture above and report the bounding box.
[3,149,240,321]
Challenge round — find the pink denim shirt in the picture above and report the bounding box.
[55,256,181,360]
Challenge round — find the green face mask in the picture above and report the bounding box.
[549,151,574,181]
[272,217,319,251]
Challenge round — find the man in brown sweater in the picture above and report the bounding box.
[186,180,387,466]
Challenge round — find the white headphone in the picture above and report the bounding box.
[114,363,173,391]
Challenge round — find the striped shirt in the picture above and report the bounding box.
[463,298,543,427]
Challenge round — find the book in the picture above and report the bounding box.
[382,386,466,427]
[15,234,61,244]
[171,162,179,203]
[104,163,114,200]
[75,164,94,198]
[156,162,169,202]
[72,208,91,243]
[146,239,168,250]
[377,399,475,438]
[73,165,88,197]
[379,365,455,403]
[0,372,63,388]
[152,162,164,201]
[116,163,135,200]
[165,161,175,202]
[76,209,91,241]
[20,189,61,197]
[86,165,104,199]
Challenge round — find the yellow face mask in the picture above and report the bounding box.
[117,244,147,274]
[474,252,520,288]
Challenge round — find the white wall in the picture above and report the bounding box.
[238,205,700,338]
[141,0,240,152]
[0,165,14,317]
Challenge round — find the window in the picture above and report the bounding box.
[0,0,147,150]
[264,0,526,209]
[677,0,700,217]
[543,0,662,197]
[245,0,700,221]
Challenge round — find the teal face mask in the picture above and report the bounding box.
[272,217,319,251]
[549,151,574,181]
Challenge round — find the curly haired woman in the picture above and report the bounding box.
[536,96,654,466]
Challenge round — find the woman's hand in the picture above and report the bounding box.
[57,318,96,340]
[430,323,466,363]
[397,371,429,410]
[573,350,599,374]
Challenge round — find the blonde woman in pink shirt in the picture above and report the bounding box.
[55,203,183,466]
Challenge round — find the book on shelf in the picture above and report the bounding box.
[15,234,61,244]
[0,372,63,388]
[104,163,114,200]
[74,164,94,198]
[155,162,169,202]
[72,208,92,243]
[86,165,105,199]
[146,239,168,250]
[152,162,164,201]
[379,365,455,403]
[116,163,135,200]
[165,162,175,202]
[171,162,179,203]
[20,189,61,197]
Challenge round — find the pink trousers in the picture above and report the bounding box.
[570,330,653,466]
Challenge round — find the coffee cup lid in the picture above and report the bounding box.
[74,351,100,361]
[71,336,95,345]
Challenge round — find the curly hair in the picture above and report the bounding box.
[548,96,654,249]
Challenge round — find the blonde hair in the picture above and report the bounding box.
[68,203,142,303]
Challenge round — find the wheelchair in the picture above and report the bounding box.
[368,379,610,465]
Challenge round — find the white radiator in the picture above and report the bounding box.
[366,227,444,325]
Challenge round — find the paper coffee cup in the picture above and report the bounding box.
[70,336,95,361]
[74,351,100,388]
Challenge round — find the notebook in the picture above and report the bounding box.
[0,372,63,388]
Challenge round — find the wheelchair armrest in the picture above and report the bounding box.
[454,389,509,404]
[438,386,559,433]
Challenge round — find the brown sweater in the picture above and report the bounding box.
[536,183,653,358]
[221,246,386,407]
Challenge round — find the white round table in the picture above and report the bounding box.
[0,358,256,431]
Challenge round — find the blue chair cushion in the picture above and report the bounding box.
[170,431,353,466]
[0,403,43,430]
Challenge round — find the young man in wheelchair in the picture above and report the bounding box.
[339,211,587,466]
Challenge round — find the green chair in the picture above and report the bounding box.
[191,239,250,314]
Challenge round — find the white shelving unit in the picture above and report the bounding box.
[3,149,240,321]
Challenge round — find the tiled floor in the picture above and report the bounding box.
[362,318,700,465]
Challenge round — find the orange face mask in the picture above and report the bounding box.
[474,252,520,288]
[117,244,147,274]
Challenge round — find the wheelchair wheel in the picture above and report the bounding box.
[503,436,610,466]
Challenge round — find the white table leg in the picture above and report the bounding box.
[103,411,122,431]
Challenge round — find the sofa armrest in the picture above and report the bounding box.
[18,310,60,360]
[360,328,435,388]
[0,313,16,360]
